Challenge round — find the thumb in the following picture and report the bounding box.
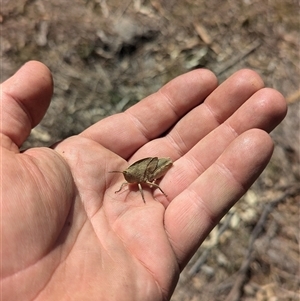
[1,61,53,148]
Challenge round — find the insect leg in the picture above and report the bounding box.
[138,183,146,203]
[115,182,129,193]
[146,181,168,197]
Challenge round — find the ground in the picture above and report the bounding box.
[1,0,299,300]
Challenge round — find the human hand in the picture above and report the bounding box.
[1,61,286,300]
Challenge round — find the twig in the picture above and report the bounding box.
[224,185,300,301]
[215,39,261,76]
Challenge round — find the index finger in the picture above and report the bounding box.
[80,69,218,159]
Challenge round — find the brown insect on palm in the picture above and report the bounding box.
[109,157,173,203]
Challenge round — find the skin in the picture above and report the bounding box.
[0,61,287,301]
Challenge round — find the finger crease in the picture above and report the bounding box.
[203,102,222,127]
[215,161,248,194]
[124,110,152,142]
[158,89,182,119]
[165,129,188,157]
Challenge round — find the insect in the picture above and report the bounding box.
[109,157,173,203]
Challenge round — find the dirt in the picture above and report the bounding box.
[1,0,299,300]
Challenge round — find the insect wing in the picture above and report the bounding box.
[123,157,153,183]
[144,157,159,181]
[148,157,172,181]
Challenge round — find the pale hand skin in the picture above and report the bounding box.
[1,61,286,301]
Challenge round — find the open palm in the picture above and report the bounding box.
[1,61,286,301]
